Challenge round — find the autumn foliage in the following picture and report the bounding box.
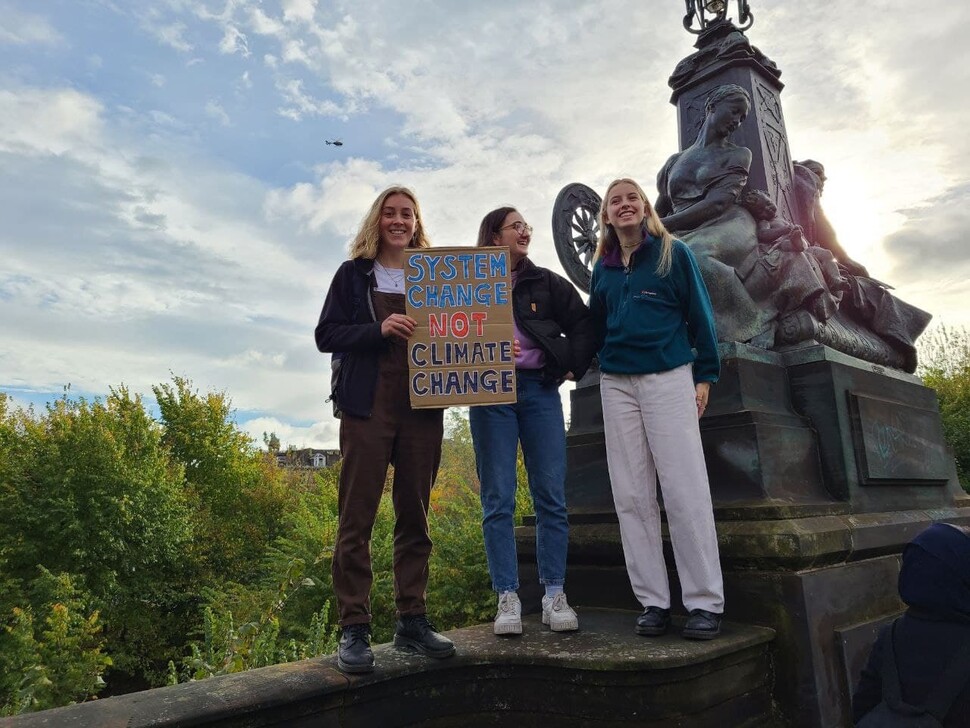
[0,384,523,714]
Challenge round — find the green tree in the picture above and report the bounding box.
[263,431,281,453]
[919,325,970,489]
[153,376,295,583]
[0,388,194,686]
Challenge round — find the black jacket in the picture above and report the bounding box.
[853,523,970,726]
[512,257,596,384]
[852,612,970,726]
[314,258,384,419]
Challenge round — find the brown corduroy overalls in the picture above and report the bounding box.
[332,290,444,626]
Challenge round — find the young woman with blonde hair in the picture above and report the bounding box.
[589,177,724,639]
[315,185,455,673]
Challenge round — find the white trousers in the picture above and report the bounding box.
[600,365,724,613]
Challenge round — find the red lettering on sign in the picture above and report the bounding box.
[429,313,448,337]
[451,312,469,338]
[471,311,487,336]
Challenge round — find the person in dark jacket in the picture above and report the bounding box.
[589,178,724,640]
[470,206,596,636]
[314,186,455,674]
[853,522,970,726]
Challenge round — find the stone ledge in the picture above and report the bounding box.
[3,610,775,728]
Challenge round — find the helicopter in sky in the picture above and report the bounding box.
[325,139,344,147]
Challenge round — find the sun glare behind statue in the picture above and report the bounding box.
[819,171,903,278]
[816,155,947,285]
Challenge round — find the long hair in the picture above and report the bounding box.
[348,185,431,260]
[476,206,518,248]
[594,178,674,276]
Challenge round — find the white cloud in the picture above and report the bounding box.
[282,0,317,24]
[274,78,358,120]
[239,415,339,450]
[249,8,284,36]
[153,21,193,52]
[218,24,249,56]
[0,5,62,46]
[0,85,334,425]
[205,99,230,126]
[0,88,104,155]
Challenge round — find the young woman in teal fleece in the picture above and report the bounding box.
[588,177,724,640]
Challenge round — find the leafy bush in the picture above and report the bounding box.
[919,326,970,490]
[0,388,193,684]
[0,569,111,715]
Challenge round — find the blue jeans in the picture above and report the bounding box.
[469,370,569,593]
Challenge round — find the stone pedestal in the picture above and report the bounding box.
[518,344,970,727]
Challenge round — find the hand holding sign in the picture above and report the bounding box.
[382,313,417,341]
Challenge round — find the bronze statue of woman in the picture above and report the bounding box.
[656,84,840,345]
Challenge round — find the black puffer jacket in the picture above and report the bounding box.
[512,257,596,384]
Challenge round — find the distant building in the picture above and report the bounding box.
[275,448,341,469]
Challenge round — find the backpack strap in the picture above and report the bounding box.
[923,634,970,722]
[880,620,907,710]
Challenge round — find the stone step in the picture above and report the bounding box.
[3,609,776,728]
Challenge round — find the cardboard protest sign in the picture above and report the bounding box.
[405,246,516,408]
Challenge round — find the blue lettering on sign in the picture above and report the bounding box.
[409,368,519,398]
[457,253,474,277]
[440,255,457,281]
[493,281,508,305]
[410,343,428,367]
[502,370,514,392]
[438,285,454,308]
[455,284,472,307]
[490,252,507,278]
[412,372,428,396]
[407,254,428,283]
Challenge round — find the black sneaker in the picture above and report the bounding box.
[682,609,722,640]
[337,624,375,674]
[635,606,671,636]
[394,615,456,659]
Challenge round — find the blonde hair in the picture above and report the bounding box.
[347,185,431,259]
[594,178,674,276]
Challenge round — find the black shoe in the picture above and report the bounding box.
[682,609,722,640]
[337,624,375,674]
[635,606,671,636]
[394,615,456,659]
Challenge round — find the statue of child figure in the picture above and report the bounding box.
[739,189,844,323]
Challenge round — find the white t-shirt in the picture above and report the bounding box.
[373,261,405,294]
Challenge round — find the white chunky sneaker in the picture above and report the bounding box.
[493,591,522,635]
[541,592,579,632]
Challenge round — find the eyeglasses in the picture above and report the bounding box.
[499,222,533,235]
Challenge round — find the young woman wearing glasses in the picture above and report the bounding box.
[471,206,596,636]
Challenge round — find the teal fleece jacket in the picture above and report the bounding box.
[589,234,719,383]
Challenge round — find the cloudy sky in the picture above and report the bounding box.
[2,0,969,449]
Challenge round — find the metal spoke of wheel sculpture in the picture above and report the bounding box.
[552,183,602,293]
